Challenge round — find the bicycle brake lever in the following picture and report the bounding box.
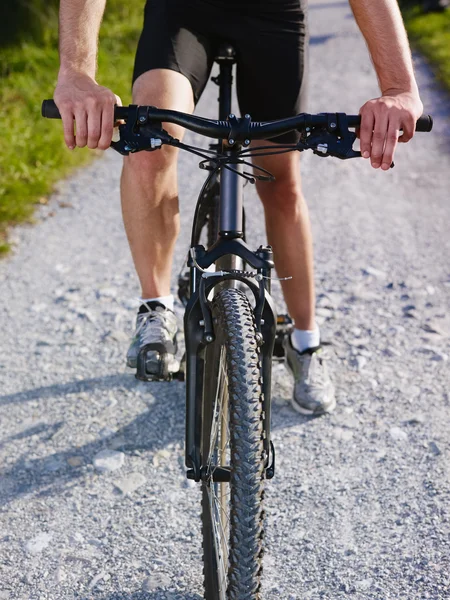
[303,112,362,161]
[110,104,173,155]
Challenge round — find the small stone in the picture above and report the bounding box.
[363,267,387,279]
[55,565,67,583]
[428,441,441,456]
[316,307,334,319]
[421,322,445,336]
[426,285,435,295]
[355,577,373,591]
[103,329,129,343]
[68,532,84,545]
[333,427,354,442]
[355,355,367,371]
[67,456,83,467]
[417,346,449,361]
[97,287,117,299]
[75,308,97,323]
[403,304,416,312]
[25,532,53,555]
[383,347,401,358]
[98,427,116,440]
[31,303,48,313]
[36,339,54,347]
[93,450,125,472]
[142,573,171,591]
[390,427,408,442]
[348,337,371,347]
[114,473,147,495]
[88,571,107,590]
[405,414,425,425]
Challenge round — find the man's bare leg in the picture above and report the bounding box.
[120,69,194,299]
[253,146,315,331]
[253,144,335,414]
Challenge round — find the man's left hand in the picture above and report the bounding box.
[359,90,423,170]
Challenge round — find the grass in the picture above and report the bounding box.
[403,6,450,90]
[0,1,144,254]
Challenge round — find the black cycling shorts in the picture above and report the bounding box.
[133,0,309,142]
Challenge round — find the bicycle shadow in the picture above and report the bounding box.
[96,593,202,600]
[0,364,316,507]
[0,373,186,506]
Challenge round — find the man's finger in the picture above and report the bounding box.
[359,109,375,160]
[87,107,102,149]
[74,110,88,148]
[370,113,389,169]
[59,107,75,150]
[98,102,114,150]
[381,120,400,171]
[398,114,415,143]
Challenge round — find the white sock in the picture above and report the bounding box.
[139,294,174,311]
[291,325,320,353]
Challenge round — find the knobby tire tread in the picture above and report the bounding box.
[201,288,265,600]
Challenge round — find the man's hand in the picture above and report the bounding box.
[359,90,423,171]
[54,72,122,151]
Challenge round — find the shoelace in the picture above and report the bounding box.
[135,302,169,342]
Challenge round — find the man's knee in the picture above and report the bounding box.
[256,175,303,212]
[122,145,178,189]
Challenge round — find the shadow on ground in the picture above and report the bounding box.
[97,593,202,600]
[0,367,316,507]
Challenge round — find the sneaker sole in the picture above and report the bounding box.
[290,393,337,416]
[126,353,180,375]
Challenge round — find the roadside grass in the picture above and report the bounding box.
[403,6,450,90]
[0,2,144,254]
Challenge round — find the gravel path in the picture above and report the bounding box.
[1,1,450,598]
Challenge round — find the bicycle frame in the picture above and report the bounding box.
[183,44,277,482]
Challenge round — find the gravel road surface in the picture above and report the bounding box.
[1,1,450,598]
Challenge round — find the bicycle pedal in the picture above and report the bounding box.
[273,313,294,358]
[136,343,179,382]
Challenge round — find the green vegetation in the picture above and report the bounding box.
[0,1,144,253]
[402,6,450,91]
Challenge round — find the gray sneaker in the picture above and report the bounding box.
[127,301,179,380]
[283,336,336,415]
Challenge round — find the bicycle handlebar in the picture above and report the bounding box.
[41,99,433,138]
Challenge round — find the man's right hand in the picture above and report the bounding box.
[54,72,122,151]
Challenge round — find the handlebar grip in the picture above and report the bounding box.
[347,114,433,132]
[42,99,127,121]
[415,114,433,132]
[42,99,61,119]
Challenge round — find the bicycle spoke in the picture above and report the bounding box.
[206,342,232,596]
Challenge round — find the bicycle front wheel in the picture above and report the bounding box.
[201,288,265,600]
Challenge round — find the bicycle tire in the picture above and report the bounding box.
[192,175,246,251]
[192,178,220,249]
[201,287,265,600]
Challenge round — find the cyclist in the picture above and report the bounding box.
[53,0,423,415]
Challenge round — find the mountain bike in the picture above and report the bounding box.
[42,43,433,600]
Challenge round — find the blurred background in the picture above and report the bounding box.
[0,0,449,255]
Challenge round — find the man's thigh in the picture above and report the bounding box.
[132,69,195,140]
[133,0,216,107]
[234,0,309,143]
